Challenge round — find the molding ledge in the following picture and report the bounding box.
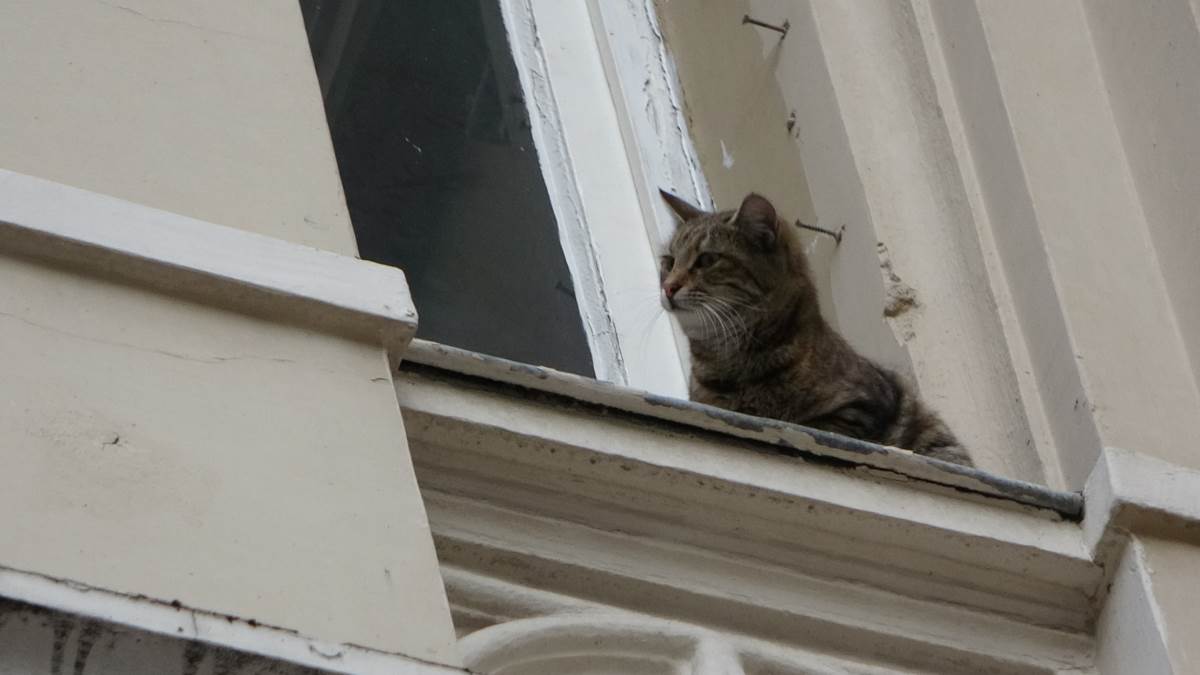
[0,169,418,361]
[404,342,1200,669]
[404,340,1082,517]
[458,613,919,675]
[0,564,464,675]
[1084,446,1200,554]
[396,341,1099,669]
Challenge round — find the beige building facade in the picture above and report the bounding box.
[1,1,1197,673]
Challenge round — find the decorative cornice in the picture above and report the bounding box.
[0,170,417,362]
[403,340,1083,518]
[396,343,1099,646]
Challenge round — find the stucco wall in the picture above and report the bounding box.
[0,0,355,255]
[0,0,459,666]
[958,0,1200,484]
[1085,0,1200,392]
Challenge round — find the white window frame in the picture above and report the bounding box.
[496,0,710,398]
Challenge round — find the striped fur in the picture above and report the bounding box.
[659,191,971,466]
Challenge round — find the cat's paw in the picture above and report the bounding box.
[922,445,974,467]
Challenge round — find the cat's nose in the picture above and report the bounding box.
[662,282,681,310]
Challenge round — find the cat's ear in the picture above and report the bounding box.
[659,189,706,222]
[732,193,779,250]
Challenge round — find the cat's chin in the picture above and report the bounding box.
[670,309,711,339]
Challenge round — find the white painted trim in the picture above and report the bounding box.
[443,567,1094,674]
[397,346,1100,635]
[397,355,1099,670]
[909,0,1066,490]
[1094,538,1175,675]
[0,169,417,362]
[0,564,464,675]
[427,493,1094,666]
[497,0,624,385]
[458,614,925,675]
[586,0,713,384]
[1127,540,1175,673]
[404,340,1084,517]
[585,0,715,238]
[498,0,689,397]
[1083,446,1200,554]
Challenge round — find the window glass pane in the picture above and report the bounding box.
[300,0,595,376]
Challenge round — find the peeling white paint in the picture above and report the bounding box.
[720,139,735,168]
[804,234,820,258]
[497,0,628,385]
[586,0,721,390]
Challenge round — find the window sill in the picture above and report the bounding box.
[400,340,1082,519]
[396,339,1098,640]
[0,169,417,363]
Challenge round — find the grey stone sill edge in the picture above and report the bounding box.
[398,340,1083,521]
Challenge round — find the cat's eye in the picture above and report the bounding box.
[693,252,718,269]
[660,255,675,273]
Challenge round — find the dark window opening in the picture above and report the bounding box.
[299,0,594,376]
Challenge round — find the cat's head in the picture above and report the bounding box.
[658,190,814,343]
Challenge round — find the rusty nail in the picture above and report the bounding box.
[742,14,790,37]
[795,220,844,245]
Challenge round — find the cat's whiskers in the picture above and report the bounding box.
[611,289,675,357]
[703,302,737,348]
[700,292,763,318]
[699,300,742,351]
[695,304,721,344]
[635,305,669,356]
[691,292,750,351]
[693,302,718,343]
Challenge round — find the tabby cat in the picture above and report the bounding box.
[658,190,972,466]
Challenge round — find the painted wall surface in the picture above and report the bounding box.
[1085,0,1200,392]
[1094,538,1174,674]
[0,0,460,666]
[0,0,355,256]
[0,257,456,662]
[963,0,1200,483]
[1138,536,1200,672]
[1093,535,1200,674]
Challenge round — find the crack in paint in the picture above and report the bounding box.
[93,0,271,44]
[0,310,299,366]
